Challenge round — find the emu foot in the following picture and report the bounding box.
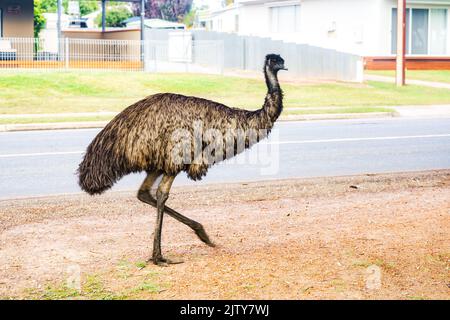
[148,256,183,266]
[194,226,216,247]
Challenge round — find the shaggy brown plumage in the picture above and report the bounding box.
[78,55,285,194]
[77,54,287,265]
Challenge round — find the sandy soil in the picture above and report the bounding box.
[0,170,449,300]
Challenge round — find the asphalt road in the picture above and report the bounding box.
[0,117,449,199]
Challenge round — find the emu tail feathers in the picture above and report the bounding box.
[77,144,125,195]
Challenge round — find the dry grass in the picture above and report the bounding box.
[0,170,449,300]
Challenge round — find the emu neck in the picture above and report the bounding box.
[261,66,283,123]
[264,66,280,94]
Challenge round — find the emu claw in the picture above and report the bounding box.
[194,227,216,247]
[148,256,183,266]
[205,240,216,248]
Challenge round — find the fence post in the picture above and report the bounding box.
[142,40,146,72]
[65,39,69,70]
[218,41,224,75]
[355,57,364,83]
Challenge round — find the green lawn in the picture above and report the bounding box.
[366,70,450,84]
[1,72,450,121]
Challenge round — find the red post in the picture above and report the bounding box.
[396,0,406,86]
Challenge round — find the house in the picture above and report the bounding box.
[199,0,450,69]
[0,0,143,68]
[1,0,145,40]
[0,0,34,37]
[196,1,302,40]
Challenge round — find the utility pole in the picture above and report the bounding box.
[396,0,406,86]
[141,0,145,42]
[57,0,62,59]
[141,0,146,70]
[102,0,106,32]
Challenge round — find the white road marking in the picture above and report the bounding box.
[0,151,84,158]
[268,133,450,145]
[0,134,449,159]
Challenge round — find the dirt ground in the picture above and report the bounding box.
[0,170,449,300]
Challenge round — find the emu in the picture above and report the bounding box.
[78,54,287,265]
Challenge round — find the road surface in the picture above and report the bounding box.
[0,117,449,199]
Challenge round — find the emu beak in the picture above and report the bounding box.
[281,67,288,71]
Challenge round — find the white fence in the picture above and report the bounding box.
[0,37,143,71]
[144,40,224,74]
[0,34,363,82]
[148,29,364,82]
[0,37,224,74]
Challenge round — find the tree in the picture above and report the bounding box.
[34,0,47,37]
[78,1,99,16]
[182,8,196,28]
[159,0,192,21]
[132,0,193,22]
[37,0,99,16]
[34,0,99,36]
[37,0,57,12]
[95,6,132,28]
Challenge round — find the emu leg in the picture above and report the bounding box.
[138,172,215,247]
[150,174,181,266]
[161,206,215,247]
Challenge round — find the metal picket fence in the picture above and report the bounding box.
[0,37,143,71]
[0,37,224,74]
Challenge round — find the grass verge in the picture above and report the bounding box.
[0,72,449,120]
[366,70,450,84]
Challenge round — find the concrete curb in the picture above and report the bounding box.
[0,112,395,132]
[0,111,117,119]
[0,121,109,132]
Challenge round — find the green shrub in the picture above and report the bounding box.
[95,6,132,28]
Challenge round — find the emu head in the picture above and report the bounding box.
[265,54,288,73]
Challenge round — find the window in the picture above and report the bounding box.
[430,9,447,54]
[392,8,448,55]
[0,9,2,37]
[270,5,301,33]
[411,9,428,54]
